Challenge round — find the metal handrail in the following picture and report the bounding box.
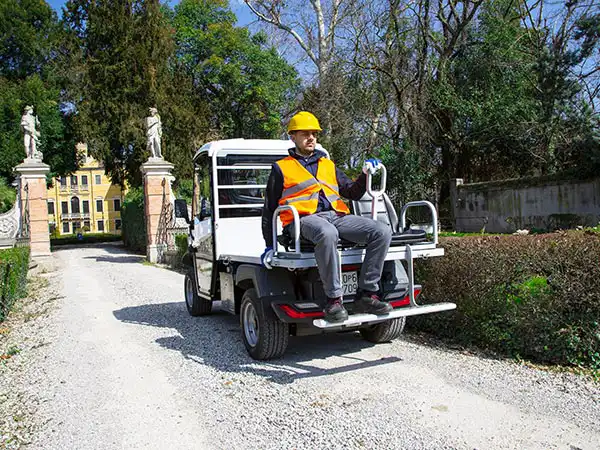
[272,205,300,255]
[365,164,387,220]
[400,201,439,245]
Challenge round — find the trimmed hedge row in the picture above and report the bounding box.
[51,233,122,247]
[411,231,600,370]
[0,246,30,322]
[121,187,146,253]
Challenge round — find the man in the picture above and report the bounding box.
[145,107,163,159]
[261,111,393,323]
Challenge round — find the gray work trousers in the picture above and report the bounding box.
[292,211,392,298]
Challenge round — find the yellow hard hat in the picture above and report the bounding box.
[287,111,322,133]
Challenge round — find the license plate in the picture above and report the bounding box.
[342,271,358,297]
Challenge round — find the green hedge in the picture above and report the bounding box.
[0,246,30,322]
[121,187,146,253]
[411,231,600,370]
[51,233,122,247]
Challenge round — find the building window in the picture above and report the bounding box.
[113,199,121,211]
[115,219,122,230]
[82,200,89,214]
[83,220,90,231]
[81,175,88,186]
[60,177,67,187]
[47,201,55,215]
[97,220,104,232]
[96,199,103,213]
[61,201,68,215]
[62,222,69,233]
[72,221,81,233]
[71,175,78,186]
[71,196,80,214]
[95,174,101,185]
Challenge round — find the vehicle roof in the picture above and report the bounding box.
[193,138,327,160]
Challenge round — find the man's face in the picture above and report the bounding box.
[290,130,318,155]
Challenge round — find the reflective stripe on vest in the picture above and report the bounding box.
[276,156,350,227]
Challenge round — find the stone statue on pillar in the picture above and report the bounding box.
[20,105,42,161]
[145,107,163,159]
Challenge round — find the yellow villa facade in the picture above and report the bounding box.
[47,143,127,236]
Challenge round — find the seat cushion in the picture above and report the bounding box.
[390,229,427,245]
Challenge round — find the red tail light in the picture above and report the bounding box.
[389,288,421,308]
[279,305,324,319]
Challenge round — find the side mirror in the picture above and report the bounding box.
[200,197,211,221]
[174,199,189,223]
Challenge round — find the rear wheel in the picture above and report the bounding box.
[240,288,288,360]
[360,317,406,343]
[184,269,212,316]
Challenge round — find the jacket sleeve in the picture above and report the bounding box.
[336,168,367,201]
[261,164,284,247]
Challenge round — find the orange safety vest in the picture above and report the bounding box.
[276,156,350,227]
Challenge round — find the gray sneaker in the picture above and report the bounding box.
[323,297,349,322]
[353,291,392,315]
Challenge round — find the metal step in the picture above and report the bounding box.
[312,302,457,329]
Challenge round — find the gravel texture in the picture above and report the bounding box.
[1,243,599,449]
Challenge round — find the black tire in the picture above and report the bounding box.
[360,317,406,343]
[184,269,212,316]
[240,288,288,360]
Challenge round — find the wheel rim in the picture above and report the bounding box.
[185,276,194,309]
[242,301,259,348]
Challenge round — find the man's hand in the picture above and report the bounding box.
[362,158,382,175]
[261,247,274,269]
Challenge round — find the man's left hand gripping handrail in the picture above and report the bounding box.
[272,205,301,255]
[366,163,387,220]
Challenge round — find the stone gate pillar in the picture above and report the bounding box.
[141,158,175,263]
[14,160,51,257]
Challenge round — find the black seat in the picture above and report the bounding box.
[350,193,428,246]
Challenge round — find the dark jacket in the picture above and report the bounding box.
[261,148,367,247]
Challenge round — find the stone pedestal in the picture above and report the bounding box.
[141,158,175,263]
[14,159,51,257]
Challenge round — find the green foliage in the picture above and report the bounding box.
[61,0,176,187]
[121,187,146,253]
[0,246,30,322]
[0,178,16,214]
[50,233,122,247]
[174,179,193,204]
[172,0,300,139]
[411,232,600,370]
[0,0,60,80]
[0,0,76,182]
[175,233,188,259]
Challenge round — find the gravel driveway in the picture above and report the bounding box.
[17,244,600,449]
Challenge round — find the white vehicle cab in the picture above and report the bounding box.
[174,138,456,360]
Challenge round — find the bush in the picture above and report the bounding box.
[411,231,600,370]
[51,233,122,247]
[0,178,16,214]
[0,246,30,322]
[121,187,146,253]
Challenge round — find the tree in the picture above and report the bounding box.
[0,0,77,182]
[171,0,300,139]
[60,0,176,186]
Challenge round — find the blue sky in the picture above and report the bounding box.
[46,0,255,26]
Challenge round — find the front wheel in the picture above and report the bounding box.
[240,288,288,360]
[360,317,406,343]
[184,269,212,316]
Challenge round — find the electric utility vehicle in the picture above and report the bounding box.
[175,139,455,360]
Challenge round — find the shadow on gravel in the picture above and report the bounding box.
[113,301,402,384]
[83,255,146,264]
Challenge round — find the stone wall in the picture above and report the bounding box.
[450,176,600,233]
